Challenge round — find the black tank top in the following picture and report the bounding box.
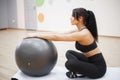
[75,40,97,53]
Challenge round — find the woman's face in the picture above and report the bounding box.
[70,17,78,25]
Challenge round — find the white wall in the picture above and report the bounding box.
[94,0,120,36]
[15,0,120,36]
[37,0,120,37]
[16,0,25,29]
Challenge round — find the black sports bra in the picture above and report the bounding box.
[75,40,97,53]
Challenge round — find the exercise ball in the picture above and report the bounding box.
[15,38,58,76]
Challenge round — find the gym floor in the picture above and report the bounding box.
[0,29,120,80]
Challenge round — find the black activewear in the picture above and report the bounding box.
[65,50,107,79]
[75,40,97,52]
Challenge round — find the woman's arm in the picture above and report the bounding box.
[37,28,78,34]
[25,30,86,41]
[61,29,78,34]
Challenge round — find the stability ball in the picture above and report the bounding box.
[15,38,58,76]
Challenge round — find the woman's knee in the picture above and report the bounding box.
[66,50,73,58]
[66,50,74,54]
[65,61,71,70]
[65,60,76,71]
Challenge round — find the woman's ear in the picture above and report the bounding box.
[78,16,84,22]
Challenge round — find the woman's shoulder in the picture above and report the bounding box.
[78,28,90,37]
[77,29,94,43]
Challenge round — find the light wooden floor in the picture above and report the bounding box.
[0,29,120,80]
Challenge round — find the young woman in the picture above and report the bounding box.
[25,8,107,79]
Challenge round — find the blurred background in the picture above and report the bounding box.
[0,0,120,80]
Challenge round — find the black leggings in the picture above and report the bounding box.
[65,50,107,79]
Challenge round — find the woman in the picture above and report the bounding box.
[25,8,106,79]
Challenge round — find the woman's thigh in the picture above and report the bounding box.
[66,50,88,62]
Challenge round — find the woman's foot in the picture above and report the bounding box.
[66,71,85,79]
[66,71,77,78]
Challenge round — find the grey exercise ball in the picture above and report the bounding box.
[15,38,58,76]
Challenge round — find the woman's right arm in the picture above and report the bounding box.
[25,29,86,41]
[37,28,78,34]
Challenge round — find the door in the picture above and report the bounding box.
[0,0,8,29]
[24,0,37,30]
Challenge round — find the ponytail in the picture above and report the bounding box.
[86,10,98,42]
[72,8,98,41]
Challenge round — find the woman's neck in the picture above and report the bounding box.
[77,24,86,31]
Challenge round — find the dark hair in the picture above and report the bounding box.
[72,8,98,41]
